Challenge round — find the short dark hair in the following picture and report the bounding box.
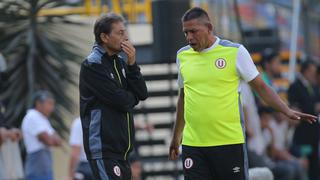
[181,7,210,24]
[300,60,316,74]
[32,90,54,108]
[94,13,125,44]
[261,48,279,70]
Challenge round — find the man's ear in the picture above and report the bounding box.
[207,23,213,33]
[100,33,109,44]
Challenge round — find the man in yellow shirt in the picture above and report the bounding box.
[169,7,317,180]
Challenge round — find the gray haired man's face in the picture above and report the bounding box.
[101,22,128,54]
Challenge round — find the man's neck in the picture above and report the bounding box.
[35,108,48,118]
[102,44,118,56]
[197,36,216,52]
[206,35,216,49]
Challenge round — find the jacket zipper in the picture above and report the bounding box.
[113,59,131,160]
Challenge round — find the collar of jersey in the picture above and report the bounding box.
[92,42,106,54]
[92,42,118,60]
[199,36,220,53]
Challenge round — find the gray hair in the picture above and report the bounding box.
[32,90,54,108]
[94,13,126,44]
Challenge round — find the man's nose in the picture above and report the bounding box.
[124,32,129,41]
[186,33,193,42]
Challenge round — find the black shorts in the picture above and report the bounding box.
[89,158,131,180]
[182,144,249,180]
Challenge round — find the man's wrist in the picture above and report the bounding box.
[127,57,136,65]
[128,61,136,66]
[127,62,138,71]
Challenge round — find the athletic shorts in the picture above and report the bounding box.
[89,158,131,180]
[182,144,249,180]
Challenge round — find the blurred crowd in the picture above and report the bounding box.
[0,90,151,180]
[243,48,320,180]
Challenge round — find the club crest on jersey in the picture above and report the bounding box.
[113,166,121,177]
[215,58,226,69]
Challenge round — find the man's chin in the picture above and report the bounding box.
[114,48,122,54]
[190,45,198,51]
[192,47,202,52]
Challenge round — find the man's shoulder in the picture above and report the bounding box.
[81,54,104,71]
[218,38,242,48]
[22,110,44,127]
[24,109,39,120]
[177,45,192,55]
[85,49,104,65]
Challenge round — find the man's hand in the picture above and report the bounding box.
[121,40,136,65]
[249,76,318,124]
[285,109,317,124]
[0,128,9,145]
[52,133,62,146]
[8,128,22,142]
[169,136,181,160]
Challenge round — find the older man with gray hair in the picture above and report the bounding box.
[79,12,148,180]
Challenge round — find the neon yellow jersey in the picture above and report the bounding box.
[177,38,255,147]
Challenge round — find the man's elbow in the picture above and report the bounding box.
[118,103,134,112]
[139,91,148,101]
[135,85,148,101]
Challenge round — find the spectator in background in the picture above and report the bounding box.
[241,81,264,155]
[129,152,142,180]
[269,112,308,180]
[258,107,302,180]
[0,127,21,146]
[129,121,154,180]
[258,48,282,106]
[260,48,282,89]
[68,117,93,180]
[0,101,21,145]
[241,81,273,172]
[314,65,320,114]
[288,60,320,180]
[22,91,62,180]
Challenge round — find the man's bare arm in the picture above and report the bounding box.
[169,88,185,160]
[249,75,317,123]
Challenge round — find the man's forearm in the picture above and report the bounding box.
[68,146,81,178]
[127,64,148,101]
[68,156,78,178]
[250,76,290,115]
[173,90,185,139]
[258,84,289,114]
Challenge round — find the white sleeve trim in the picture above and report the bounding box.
[236,45,259,82]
